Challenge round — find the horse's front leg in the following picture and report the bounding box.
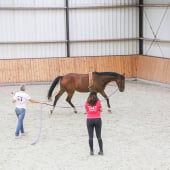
[105,97,112,113]
[100,91,112,113]
[66,92,77,113]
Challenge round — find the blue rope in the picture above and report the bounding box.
[46,87,119,109]
[30,88,118,145]
[30,104,43,145]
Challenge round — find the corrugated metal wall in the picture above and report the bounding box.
[1,1,170,59]
[0,0,139,59]
[69,0,139,56]
[143,0,170,58]
[0,0,66,59]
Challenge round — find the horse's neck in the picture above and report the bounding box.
[101,76,117,84]
[103,76,117,83]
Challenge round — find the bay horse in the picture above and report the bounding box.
[47,72,125,113]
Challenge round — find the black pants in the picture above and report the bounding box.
[87,118,103,152]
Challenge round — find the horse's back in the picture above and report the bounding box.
[63,73,87,81]
[61,73,89,92]
[65,73,87,76]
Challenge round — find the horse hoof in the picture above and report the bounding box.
[108,109,112,113]
[74,110,78,114]
[50,110,53,114]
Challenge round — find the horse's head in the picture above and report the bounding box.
[116,74,125,92]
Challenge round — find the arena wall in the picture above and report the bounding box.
[0,56,136,83]
[136,55,170,84]
[0,55,170,85]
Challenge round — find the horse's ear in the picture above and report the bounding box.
[123,73,125,76]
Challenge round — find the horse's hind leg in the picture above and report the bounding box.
[66,91,77,113]
[51,90,64,114]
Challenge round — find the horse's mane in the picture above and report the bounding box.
[94,71,124,79]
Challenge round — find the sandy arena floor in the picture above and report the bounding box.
[0,80,170,170]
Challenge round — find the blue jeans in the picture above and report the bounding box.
[15,108,26,136]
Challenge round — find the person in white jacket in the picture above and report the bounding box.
[12,84,43,138]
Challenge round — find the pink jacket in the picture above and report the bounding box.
[85,100,102,119]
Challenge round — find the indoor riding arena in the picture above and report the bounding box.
[0,1,170,170]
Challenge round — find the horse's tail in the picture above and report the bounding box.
[48,76,62,100]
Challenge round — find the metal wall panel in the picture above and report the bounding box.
[69,6,138,56]
[0,10,65,41]
[144,0,169,4]
[0,8,66,58]
[70,41,138,57]
[0,0,64,7]
[69,0,138,6]
[143,0,170,58]
[0,43,66,59]
[0,0,139,59]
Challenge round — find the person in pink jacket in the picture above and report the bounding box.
[85,91,103,155]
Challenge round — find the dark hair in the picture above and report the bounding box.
[87,91,99,106]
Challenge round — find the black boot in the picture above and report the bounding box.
[90,151,94,155]
[98,151,104,155]
[89,139,94,155]
[98,138,104,155]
